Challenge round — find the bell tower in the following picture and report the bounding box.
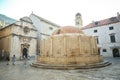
[75,13,83,28]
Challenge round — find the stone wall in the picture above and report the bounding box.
[38,34,103,65]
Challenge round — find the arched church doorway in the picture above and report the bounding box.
[113,48,120,57]
[23,48,28,58]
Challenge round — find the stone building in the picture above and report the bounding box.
[29,13,60,39]
[0,17,37,60]
[29,13,61,54]
[81,12,120,57]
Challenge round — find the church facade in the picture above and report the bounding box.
[0,17,37,60]
[29,13,61,54]
[29,13,60,39]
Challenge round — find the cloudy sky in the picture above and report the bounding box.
[0,0,120,26]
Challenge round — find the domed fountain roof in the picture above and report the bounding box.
[52,26,84,35]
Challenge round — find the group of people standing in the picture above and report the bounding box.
[6,55,27,66]
[6,54,16,65]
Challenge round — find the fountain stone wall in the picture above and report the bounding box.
[38,34,103,65]
[32,26,110,69]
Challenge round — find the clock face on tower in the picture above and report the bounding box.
[24,26,30,34]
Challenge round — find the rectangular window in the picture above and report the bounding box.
[94,30,97,33]
[109,26,114,30]
[103,49,107,52]
[110,35,116,43]
[94,21,99,25]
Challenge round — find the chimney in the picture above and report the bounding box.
[117,12,120,21]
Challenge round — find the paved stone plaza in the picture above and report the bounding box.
[0,57,120,80]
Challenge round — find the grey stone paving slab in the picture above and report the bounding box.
[0,57,120,80]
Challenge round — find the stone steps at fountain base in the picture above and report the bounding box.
[31,61,111,70]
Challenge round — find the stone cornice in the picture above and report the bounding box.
[12,33,37,39]
[40,33,50,36]
[0,33,37,39]
[13,23,37,31]
[20,18,33,24]
[0,23,37,32]
[0,34,11,39]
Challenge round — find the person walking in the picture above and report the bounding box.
[12,55,16,65]
[23,56,27,68]
[6,56,10,65]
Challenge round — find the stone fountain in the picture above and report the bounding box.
[32,26,111,69]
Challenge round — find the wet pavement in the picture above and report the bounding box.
[0,57,120,80]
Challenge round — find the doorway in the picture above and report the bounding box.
[113,48,120,57]
[23,48,28,58]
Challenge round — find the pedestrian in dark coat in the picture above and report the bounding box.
[6,56,10,65]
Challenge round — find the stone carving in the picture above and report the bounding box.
[19,36,31,43]
[24,26,30,34]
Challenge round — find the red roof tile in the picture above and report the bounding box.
[82,16,120,30]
